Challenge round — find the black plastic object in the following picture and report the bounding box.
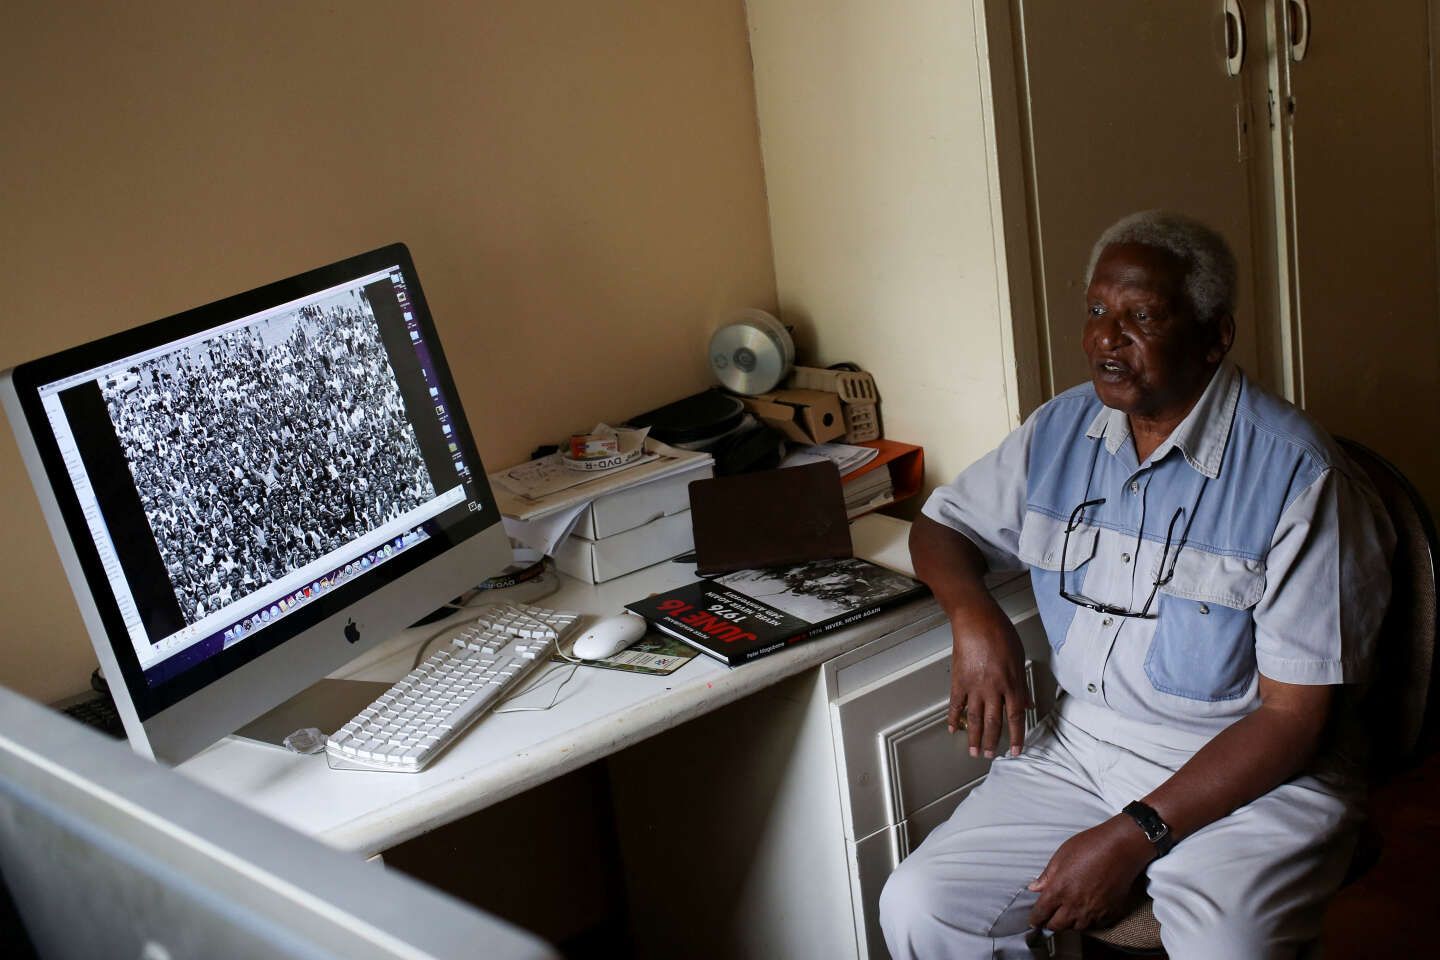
[60,693,125,740]
[627,389,746,446]
[710,421,785,475]
[410,598,464,627]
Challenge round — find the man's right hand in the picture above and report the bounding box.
[908,513,1033,758]
[947,597,1031,758]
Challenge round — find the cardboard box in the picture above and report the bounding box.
[571,458,712,540]
[843,402,880,442]
[553,509,696,584]
[787,366,880,405]
[740,388,846,445]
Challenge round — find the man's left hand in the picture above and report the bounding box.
[1027,816,1156,932]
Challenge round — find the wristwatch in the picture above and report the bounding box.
[1122,800,1176,857]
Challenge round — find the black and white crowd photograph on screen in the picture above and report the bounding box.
[100,287,436,628]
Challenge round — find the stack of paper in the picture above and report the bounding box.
[779,441,894,518]
[843,467,894,518]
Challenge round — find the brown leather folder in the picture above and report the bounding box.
[687,461,853,575]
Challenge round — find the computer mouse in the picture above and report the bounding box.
[572,612,648,660]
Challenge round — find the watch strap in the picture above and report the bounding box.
[1122,800,1176,857]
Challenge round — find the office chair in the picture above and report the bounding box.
[1081,438,1439,958]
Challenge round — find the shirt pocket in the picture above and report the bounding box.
[1016,511,1098,572]
[1144,549,1266,702]
[1016,511,1098,655]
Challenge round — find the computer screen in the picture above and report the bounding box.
[0,683,557,960]
[2,244,512,763]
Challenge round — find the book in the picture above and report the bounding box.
[779,441,880,476]
[842,467,894,518]
[625,557,928,666]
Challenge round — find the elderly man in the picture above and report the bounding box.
[879,211,1393,959]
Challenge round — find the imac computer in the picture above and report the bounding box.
[0,682,557,959]
[1,244,513,764]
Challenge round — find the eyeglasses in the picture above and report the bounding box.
[1058,498,1184,619]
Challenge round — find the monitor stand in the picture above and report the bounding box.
[232,678,390,751]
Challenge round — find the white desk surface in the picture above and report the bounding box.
[178,514,938,857]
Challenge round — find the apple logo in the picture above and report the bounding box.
[343,619,360,644]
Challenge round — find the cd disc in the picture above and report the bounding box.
[709,309,794,395]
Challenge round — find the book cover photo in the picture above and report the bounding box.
[625,557,927,666]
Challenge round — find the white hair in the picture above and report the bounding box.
[1084,211,1237,323]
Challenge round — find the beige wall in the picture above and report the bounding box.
[746,0,1022,499]
[0,1,776,702]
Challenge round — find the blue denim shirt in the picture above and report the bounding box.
[923,363,1393,741]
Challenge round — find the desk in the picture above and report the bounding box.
[179,514,1048,958]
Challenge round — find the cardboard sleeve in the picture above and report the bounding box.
[740,389,846,445]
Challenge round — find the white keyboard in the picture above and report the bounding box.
[325,603,581,773]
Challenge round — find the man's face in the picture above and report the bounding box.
[1082,243,1225,421]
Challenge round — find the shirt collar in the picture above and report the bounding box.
[1084,362,1241,478]
[1085,403,1129,454]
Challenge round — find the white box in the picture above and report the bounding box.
[553,510,696,584]
[571,459,712,540]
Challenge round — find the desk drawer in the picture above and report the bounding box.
[830,604,1050,841]
[849,778,985,960]
[904,778,980,853]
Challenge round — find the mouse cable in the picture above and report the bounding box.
[492,662,581,714]
[493,603,587,714]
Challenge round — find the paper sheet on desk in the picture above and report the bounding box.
[553,628,698,676]
[503,504,589,556]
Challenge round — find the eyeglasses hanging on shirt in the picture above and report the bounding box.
[1058,498,1185,620]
